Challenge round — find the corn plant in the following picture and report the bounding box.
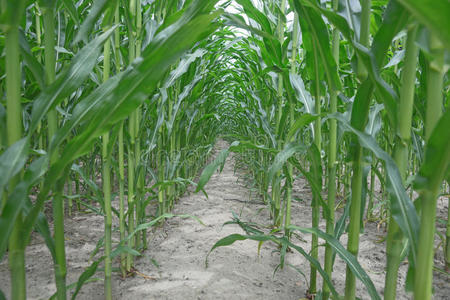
[1,0,449,300]
[199,0,449,300]
[1,0,223,299]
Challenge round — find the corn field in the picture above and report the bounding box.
[0,0,449,299]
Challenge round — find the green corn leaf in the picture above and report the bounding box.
[19,30,45,89]
[206,232,339,299]
[300,0,354,42]
[196,141,238,193]
[0,182,28,261]
[222,13,277,41]
[337,0,361,38]
[352,43,398,127]
[234,0,282,66]
[111,245,141,259]
[71,257,105,300]
[330,113,419,262]
[23,5,223,243]
[268,142,307,182]
[303,0,408,68]
[289,73,315,115]
[0,155,48,261]
[288,146,331,221]
[285,113,318,142]
[371,0,410,68]
[73,0,110,44]
[37,0,56,8]
[292,2,342,91]
[414,109,450,193]
[196,139,276,193]
[0,104,5,148]
[235,0,274,35]
[289,156,324,211]
[350,79,374,132]
[288,225,381,300]
[29,26,116,134]
[22,155,49,187]
[397,0,450,49]
[0,137,29,202]
[48,73,124,155]
[61,0,80,25]
[302,0,407,128]
[0,0,26,28]
[164,49,206,89]
[123,213,204,245]
[52,12,222,170]
[70,164,104,209]
[33,210,57,264]
[149,177,196,191]
[148,98,166,153]
[365,103,384,136]
[283,239,339,299]
[208,233,247,255]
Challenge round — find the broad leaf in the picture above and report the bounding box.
[397,0,450,49]
[330,113,419,262]
[288,225,381,300]
[30,27,116,133]
[0,138,29,203]
[268,142,307,182]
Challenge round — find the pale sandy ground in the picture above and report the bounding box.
[0,140,449,299]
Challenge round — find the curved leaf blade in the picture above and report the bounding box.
[29,26,116,133]
[329,113,419,262]
[288,225,381,300]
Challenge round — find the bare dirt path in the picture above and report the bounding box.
[111,139,304,299]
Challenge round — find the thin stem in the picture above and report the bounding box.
[126,0,137,271]
[118,121,126,277]
[424,35,444,141]
[53,179,67,300]
[284,10,299,236]
[445,192,450,270]
[272,0,286,228]
[43,5,57,157]
[102,18,113,299]
[114,4,126,277]
[414,33,445,300]
[323,0,339,297]
[134,0,144,250]
[310,33,322,295]
[344,1,372,297]
[344,145,363,300]
[43,4,66,299]
[356,0,371,81]
[384,23,418,300]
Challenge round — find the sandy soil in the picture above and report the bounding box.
[0,140,449,299]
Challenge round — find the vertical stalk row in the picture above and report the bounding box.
[309,41,322,294]
[43,3,67,299]
[344,1,371,298]
[414,33,445,300]
[284,11,300,235]
[5,7,26,299]
[102,16,113,299]
[126,0,137,271]
[384,23,418,300]
[323,0,340,298]
[114,4,127,278]
[272,0,287,228]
